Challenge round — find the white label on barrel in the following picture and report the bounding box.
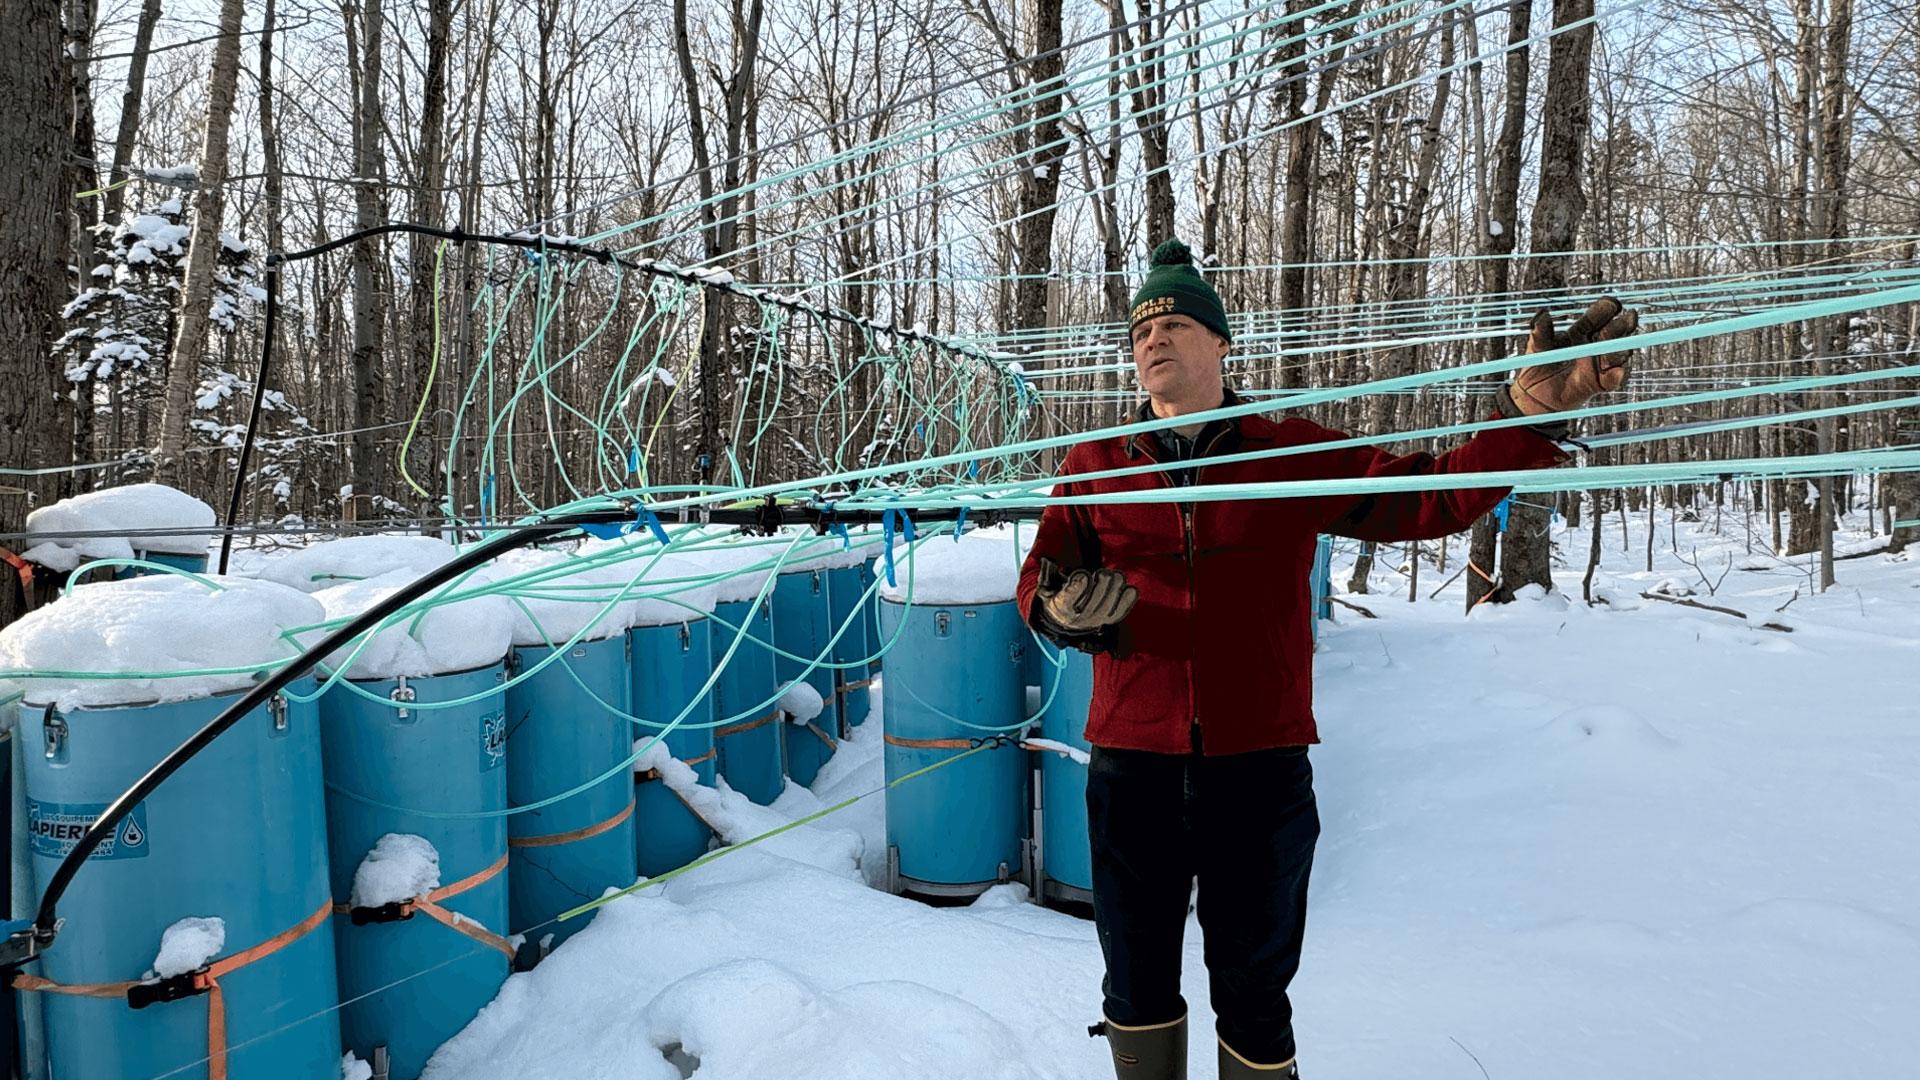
[481,711,506,771]
[27,800,151,860]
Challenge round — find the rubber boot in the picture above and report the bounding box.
[1217,1036,1299,1079]
[1088,1013,1187,1080]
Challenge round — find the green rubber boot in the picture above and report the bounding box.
[1217,1036,1299,1079]
[1088,1013,1188,1080]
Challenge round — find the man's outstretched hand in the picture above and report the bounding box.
[1508,296,1640,416]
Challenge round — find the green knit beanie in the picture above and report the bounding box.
[1129,239,1230,342]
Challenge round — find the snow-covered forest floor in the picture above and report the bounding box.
[424,507,1920,1080]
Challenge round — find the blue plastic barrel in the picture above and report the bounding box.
[120,550,210,578]
[504,635,636,949]
[861,555,882,685]
[630,617,718,877]
[1309,534,1334,640]
[1036,647,1095,901]
[771,567,840,787]
[17,684,339,1079]
[710,598,785,805]
[321,663,510,1080]
[825,563,872,728]
[877,598,1028,897]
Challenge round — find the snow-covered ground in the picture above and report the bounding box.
[424,507,1920,1080]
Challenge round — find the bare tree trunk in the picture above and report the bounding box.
[1120,0,1176,245]
[1805,0,1852,589]
[153,0,247,483]
[673,0,763,485]
[1278,0,1360,392]
[1466,0,1533,611]
[102,0,163,225]
[0,0,72,624]
[1010,0,1064,336]
[346,0,387,509]
[404,0,453,506]
[1498,0,1594,600]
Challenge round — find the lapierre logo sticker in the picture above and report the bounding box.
[480,711,506,770]
[28,800,151,860]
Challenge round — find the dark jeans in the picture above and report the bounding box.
[1087,736,1320,1065]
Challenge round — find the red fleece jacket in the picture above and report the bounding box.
[1015,402,1568,755]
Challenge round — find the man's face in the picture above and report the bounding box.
[1131,314,1229,402]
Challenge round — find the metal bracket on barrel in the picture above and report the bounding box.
[269,694,289,732]
[0,919,54,971]
[348,900,417,926]
[390,676,416,720]
[41,705,67,761]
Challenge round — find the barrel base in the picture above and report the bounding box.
[1039,877,1095,906]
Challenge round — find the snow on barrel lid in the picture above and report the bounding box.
[251,534,461,593]
[492,546,653,646]
[876,524,1034,605]
[300,566,513,679]
[593,548,720,626]
[21,483,216,571]
[659,529,786,605]
[773,526,883,574]
[0,573,324,710]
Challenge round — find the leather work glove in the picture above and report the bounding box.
[1033,557,1137,654]
[1507,296,1640,416]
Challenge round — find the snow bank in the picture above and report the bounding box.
[350,834,441,908]
[303,568,513,679]
[492,547,647,646]
[341,1054,373,1080]
[876,525,1033,605]
[252,535,460,593]
[150,917,225,978]
[21,483,215,570]
[0,574,322,709]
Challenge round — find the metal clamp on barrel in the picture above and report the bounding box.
[126,967,214,1010]
[347,899,419,926]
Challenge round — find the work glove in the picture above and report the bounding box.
[1507,296,1639,416]
[1033,557,1137,653]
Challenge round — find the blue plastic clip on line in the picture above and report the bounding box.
[1492,494,1513,533]
[628,446,641,474]
[954,506,968,538]
[880,508,916,588]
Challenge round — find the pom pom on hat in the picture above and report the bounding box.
[1130,236,1229,342]
[1149,238,1195,267]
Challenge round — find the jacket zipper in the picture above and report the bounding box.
[1183,427,1228,754]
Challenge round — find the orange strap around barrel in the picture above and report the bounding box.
[838,676,875,694]
[509,800,635,849]
[333,852,516,961]
[635,747,717,783]
[0,546,33,603]
[804,721,838,751]
[13,898,334,1080]
[714,710,779,739]
[884,732,1035,754]
[884,733,971,750]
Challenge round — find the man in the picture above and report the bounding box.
[1015,239,1636,1080]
